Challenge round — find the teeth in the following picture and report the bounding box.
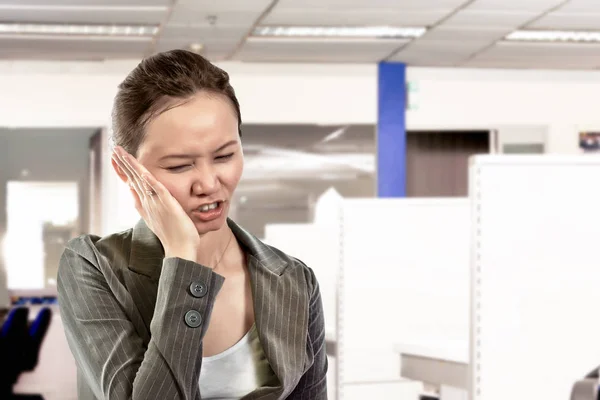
[199,202,219,212]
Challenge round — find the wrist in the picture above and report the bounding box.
[164,248,197,262]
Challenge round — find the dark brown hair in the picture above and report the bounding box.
[111,49,242,156]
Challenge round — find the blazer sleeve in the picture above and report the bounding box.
[57,236,224,400]
[287,266,328,399]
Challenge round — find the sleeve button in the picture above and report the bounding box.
[184,310,202,328]
[189,281,208,298]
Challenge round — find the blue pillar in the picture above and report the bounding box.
[377,62,407,197]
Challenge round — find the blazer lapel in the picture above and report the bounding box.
[127,218,311,398]
[228,219,311,398]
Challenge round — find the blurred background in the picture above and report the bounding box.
[1,0,600,399]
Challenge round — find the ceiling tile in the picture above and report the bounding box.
[528,12,600,30]
[234,38,407,63]
[0,6,167,25]
[467,0,567,12]
[169,8,264,26]
[400,39,493,55]
[262,9,449,26]
[0,36,148,60]
[390,52,469,66]
[421,26,511,42]
[173,0,272,13]
[441,9,540,28]
[0,0,170,5]
[273,0,467,10]
[555,0,600,13]
[483,41,600,57]
[463,41,600,69]
[154,38,239,55]
[462,56,600,70]
[160,25,248,41]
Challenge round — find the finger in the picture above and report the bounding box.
[140,171,167,200]
[113,152,144,198]
[114,148,147,198]
[117,149,155,197]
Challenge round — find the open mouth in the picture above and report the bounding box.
[198,201,220,212]
[192,201,225,222]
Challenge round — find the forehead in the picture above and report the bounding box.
[139,92,238,157]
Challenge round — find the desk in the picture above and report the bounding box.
[395,339,469,400]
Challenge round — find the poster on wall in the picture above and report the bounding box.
[579,132,600,152]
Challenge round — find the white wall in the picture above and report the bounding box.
[3,60,600,232]
[2,60,600,151]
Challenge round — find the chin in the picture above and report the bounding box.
[193,218,224,235]
[190,202,229,235]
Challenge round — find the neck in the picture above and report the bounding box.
[195,223,234,269]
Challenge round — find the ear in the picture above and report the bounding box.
[111,157,128,184]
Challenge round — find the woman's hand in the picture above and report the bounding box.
[112,146,200,261]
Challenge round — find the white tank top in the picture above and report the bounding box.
[199,324,278,399]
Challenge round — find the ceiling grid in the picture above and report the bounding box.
[0,0,599,69]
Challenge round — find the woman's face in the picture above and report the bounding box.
[136,92,243,236]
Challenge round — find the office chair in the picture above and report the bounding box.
[0,307,30,397]
[0,307,52,400]
[21,307,51,372]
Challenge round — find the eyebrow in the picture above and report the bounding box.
[159,140,237,161]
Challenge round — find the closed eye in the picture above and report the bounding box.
[166,165,192,172]
[216,153,234,161]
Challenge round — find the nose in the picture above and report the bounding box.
[191,165,219,196]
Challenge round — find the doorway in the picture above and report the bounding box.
[4,181,79,289]
[406,131,490,197]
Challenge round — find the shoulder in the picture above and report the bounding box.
[259,240,320,297]
[60,228,133,273]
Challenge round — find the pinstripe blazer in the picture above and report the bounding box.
[57,218,327,400]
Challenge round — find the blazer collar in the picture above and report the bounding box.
[128,218,289,280]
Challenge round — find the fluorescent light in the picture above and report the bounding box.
[0,4,167,12]
[0,23,159,37]
[253,26,426,39]
[506,30,600,43]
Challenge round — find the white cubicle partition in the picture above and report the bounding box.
[263,223,339,336]
[470,156,600,400]
[338,198,470,398]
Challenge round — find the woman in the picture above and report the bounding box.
[57,49,328,400]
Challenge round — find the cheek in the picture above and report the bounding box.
[221,159,244,189]
[157,175,187,202]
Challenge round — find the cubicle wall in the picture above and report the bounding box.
[264,196,471,400]
[469,156,600,400]
[338,198,471,398]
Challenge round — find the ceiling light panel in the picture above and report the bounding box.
[0,4,167,25]
[252,26,426,39]
[505,30,600,43]
[0,23,158,37]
